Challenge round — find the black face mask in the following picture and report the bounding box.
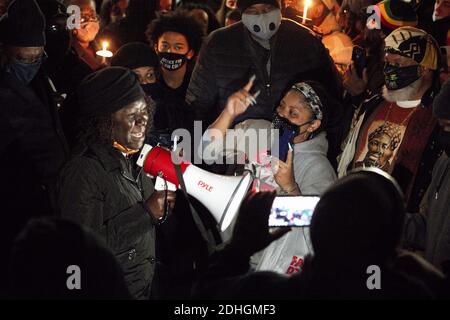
[141,83,160,100]
[272,113,299,133]
[158,52,187,71]
[437,129,450,157]
[383,63,421,90]
[272,114,314,161]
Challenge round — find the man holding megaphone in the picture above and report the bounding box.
[58,67,176,300]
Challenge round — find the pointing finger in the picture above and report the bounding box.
[243,74,255,92]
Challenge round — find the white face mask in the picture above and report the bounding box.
[242,9,282,41]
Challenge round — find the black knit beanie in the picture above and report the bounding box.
[0,0,46,47]
[77,67,145,117]
[237,0,280,13]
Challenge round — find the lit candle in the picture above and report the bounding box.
[302,0,311,24]
[96,41,113,64]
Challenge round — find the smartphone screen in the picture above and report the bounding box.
[352,45,366,78]
[268,196,320,227]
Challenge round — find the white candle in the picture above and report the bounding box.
[101,42,107,63]
[302,0,311,24]
[96,41,113,64]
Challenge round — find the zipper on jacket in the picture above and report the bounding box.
[121,169,143,195]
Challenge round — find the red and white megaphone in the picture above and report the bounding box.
[136,144,253,231]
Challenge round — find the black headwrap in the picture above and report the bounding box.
[0,0,46,47]
[77,67,145,117]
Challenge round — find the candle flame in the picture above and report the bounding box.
[302,0,312,24]
[96,40,113,58]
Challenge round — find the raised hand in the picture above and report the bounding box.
[224,75,260,118]
[273,149,299,194]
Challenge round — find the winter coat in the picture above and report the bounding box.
[424,153,450,274]
[186,19,342,127]
[292,131,337,195]
[58,143,157,300]
[0,68,69,296]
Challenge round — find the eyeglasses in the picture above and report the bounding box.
[80,14,99,26]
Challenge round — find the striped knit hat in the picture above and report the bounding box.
[376,0,418,36]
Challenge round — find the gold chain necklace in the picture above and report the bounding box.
[383,102,418,127]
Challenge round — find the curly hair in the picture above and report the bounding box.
[368,122,402,151]
[146,9,205,55]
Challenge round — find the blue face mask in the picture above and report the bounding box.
[242,9,282,41]
[272,114,314,161]
[7,58,42,84]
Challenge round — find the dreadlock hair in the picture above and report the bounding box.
[146,9,205,56]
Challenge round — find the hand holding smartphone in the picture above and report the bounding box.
[352,45,366,78]
[268,195,320,227]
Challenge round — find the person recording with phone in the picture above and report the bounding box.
[342,0,419,106]
[205,79,339,274]
[204,78,340,180]
[193,171,447,299]
[256,81,338,273]
[341,0,419,143]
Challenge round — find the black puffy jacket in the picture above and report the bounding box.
[58,143,156,300]
[186,19,342,127]
[0,69,69,297]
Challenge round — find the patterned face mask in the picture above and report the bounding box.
[383,63,421,90]
[157,52,187,71]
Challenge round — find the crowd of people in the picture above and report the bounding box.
[0,0,449,300]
